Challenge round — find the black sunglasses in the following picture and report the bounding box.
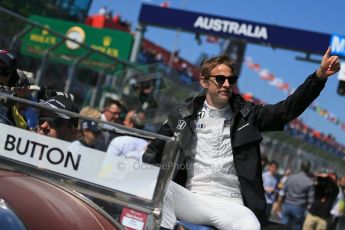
[0,67,11,77]
[210,75,238,85]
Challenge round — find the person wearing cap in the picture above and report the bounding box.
[36,95,79,142]
[72,119,106,151]
[0,49,28,128]
[68,106,106,152]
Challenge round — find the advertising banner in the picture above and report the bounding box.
[139,4,345,57]
[21,15,133,72]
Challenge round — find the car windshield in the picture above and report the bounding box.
[0,87,183,229]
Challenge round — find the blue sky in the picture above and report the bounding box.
[89,0,345,145]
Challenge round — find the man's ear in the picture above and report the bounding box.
[200,77,209,89]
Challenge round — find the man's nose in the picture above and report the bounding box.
[222,78,231,87]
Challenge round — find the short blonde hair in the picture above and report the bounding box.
[79,106,101,119]
[199,54,237,79]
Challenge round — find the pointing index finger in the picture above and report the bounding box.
[324,46,331,58]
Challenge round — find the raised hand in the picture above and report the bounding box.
[317,47,341,79]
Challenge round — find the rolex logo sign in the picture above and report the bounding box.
[65,26,86,50]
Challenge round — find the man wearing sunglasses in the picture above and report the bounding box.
[36,95,79,142]
[143,48,340,230]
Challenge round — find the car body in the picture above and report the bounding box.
[0,169,120,230]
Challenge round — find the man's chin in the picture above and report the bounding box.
[218,92,230,99]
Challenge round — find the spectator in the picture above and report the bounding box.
[106,110,149,161]
[101,99,122,124]
[303,172,339,230]
[0,50,19,87]
[263,160,279,219]
[100,99,123,144]
[272,168,292,219]
[0,49,28,128]
[279,161,314,230]
[68,106,106,151]
[123,110,146,129]
[331,176,345,230]
[279,169,292,191]
[72,120,105,151]
[36,95,79,141]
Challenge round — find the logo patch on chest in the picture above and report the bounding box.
[176,120,186,130]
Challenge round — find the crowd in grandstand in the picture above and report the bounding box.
[286,119,345,159]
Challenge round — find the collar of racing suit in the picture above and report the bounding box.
[177,93,251,121]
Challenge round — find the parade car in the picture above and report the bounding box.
[0,92,180,230]
[0,169,120,230]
